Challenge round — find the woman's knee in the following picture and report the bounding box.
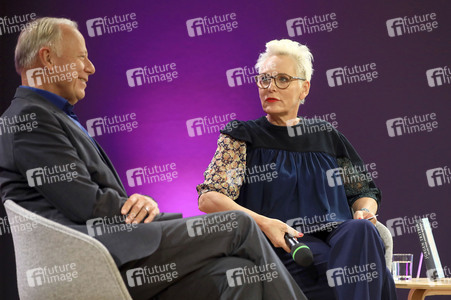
[346,219,379,235]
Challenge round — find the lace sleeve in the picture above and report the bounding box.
[196,133,247,200]
[337,157,380,207]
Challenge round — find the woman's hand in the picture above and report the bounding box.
[260,217,303,253]
[352,197,378,226]
[353,210,377,225]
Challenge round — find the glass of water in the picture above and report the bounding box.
[392,253,413,280]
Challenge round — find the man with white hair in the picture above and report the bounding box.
[0,17,307,299]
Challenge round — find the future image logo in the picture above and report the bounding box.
[326,63,378,87]
[126,163,178,188]
[386,13,438,37]
[86,13,138,37]
[386,113,438,137]
[325,163,378,188]
[426,67,451,87]
[226,163,278,187]
[326,263,378,287]
[0,113,38,136]
[426,167,451,188]
[286,13,338,37]
[386,213,438,237]
[426,266,451,282]
[26,164,78,187]
[186,13,238,37]
[186,213,238,237]
[86,216,137,237]
[226,66,257,87]
[26,263,78,287]
[25,64,77,87]
[287,213,339,234]
[86,113,138,137]
[126,264,178,287]
[0,13,37,36]
[126,64,178,87]
[0,214,38,236]
[186,113,237,137]
[326,168,344,187]
[226,263,278,287]
[286,116,336,137]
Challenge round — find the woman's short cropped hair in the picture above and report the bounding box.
[255,39,313,82]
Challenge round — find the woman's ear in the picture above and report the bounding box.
[300,80,310,100]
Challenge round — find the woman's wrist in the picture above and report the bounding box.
[352,197,378,215]
[255,214,270,230]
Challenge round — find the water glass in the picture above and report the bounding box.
[392,253,413,280]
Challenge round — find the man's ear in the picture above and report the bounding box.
[37,47,53,70]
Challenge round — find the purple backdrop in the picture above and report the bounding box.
[1,0,450,298]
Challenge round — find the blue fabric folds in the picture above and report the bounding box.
[236,148,353,225]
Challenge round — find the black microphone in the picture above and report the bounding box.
[284,233,313,267]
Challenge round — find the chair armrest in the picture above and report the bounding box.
[375,221,393,270]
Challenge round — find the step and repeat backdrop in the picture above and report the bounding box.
[1,0,450,298]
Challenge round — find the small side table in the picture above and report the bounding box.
[395,278,451,300]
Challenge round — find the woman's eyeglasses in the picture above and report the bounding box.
[255,73,305,89]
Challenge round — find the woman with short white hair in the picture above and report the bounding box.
[198,39,397,299]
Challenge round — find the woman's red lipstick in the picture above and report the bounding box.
[266,98,279,103]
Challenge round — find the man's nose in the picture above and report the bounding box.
[85,58,95,75]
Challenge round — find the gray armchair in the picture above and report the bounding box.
[375,221,393,271]
[4,199,393,300]
[4,200,132,300]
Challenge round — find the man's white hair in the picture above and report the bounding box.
[255,39,314,82]
[14,17,78,74]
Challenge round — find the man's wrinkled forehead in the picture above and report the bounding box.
[59,24,83,41]
[58,24,87,52]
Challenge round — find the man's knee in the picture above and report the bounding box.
[211,210,256,231]
[194,257,258,291]
[230,210,254,224]
[214,257,263,298]
[160,257,262,299]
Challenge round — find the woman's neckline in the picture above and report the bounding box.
[262,115,301,130]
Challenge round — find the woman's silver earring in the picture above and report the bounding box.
[300,99,305,105]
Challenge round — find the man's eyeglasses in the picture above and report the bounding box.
[255,73,305,89]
